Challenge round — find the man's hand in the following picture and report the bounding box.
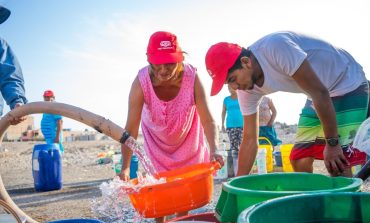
[9,103,26,125]
[323,144,349,176]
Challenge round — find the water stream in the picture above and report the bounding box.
[91,131,165,222]
[124,135,158,177]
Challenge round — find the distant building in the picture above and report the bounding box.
[63,129,110,142]
[4,116,37,141]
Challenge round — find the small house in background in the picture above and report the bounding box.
[4,116,39,141]
[62,129,110,142]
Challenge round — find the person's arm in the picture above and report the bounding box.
[120,76,144,181]
[292,59,348,175]
[237,113,259,176]
[194,75,224,166]
[221,101,226,132]
[267,98,277,126]
[54,118,63,143]
[0,39,27,109]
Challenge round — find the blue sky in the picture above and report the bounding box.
[1,0,369,130]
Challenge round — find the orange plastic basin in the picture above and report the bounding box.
[128,162,220,218]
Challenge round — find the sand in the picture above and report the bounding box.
[0,139,369,223]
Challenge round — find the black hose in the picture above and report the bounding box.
[354,159,370,181]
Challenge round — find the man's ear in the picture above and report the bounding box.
[240,56,251,68]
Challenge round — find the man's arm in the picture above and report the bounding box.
[54,118,63,143]
[0,39,27,108]
[237,112,259,176]
[292,59,348,175]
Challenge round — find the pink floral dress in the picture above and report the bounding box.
[138,63,209,172]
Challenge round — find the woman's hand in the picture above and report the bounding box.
[119,168,131,181]
[211,151,225,167]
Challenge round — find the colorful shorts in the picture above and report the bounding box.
[291,82,369,166]
[226,127,243,151]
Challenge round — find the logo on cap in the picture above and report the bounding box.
[147,31,184,64]
[159,40,173,50]
[207,69,215,78]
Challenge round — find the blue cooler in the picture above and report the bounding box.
[32,144,62,191]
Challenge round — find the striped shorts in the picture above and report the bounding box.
[290,82,369,166]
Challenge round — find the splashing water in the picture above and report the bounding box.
[91,176,166,222]
[124,135,157,177]
[92,131,165,222]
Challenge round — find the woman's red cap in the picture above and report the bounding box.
[147,31,184,64]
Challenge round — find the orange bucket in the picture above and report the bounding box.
[127,162,220,218]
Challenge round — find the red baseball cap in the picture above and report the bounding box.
[43,90,55,97]
[205,42,242,96]
[147,31,184,64]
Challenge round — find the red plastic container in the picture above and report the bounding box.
[167,212,220,222]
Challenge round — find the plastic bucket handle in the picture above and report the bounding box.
[258,137,273,148]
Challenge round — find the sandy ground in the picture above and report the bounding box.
[0,139,369,223]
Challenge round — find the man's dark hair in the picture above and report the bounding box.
[228,48,251,74]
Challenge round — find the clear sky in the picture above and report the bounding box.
[0,0,369,130]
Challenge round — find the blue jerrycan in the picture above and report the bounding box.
[32,144,62,191]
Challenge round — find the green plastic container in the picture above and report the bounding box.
[216,173,362,222]
[238,192,370,223]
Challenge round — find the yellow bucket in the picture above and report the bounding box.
[280,144,294,172]
[258,137,273,173]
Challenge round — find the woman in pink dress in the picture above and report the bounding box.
[120,31,223,221]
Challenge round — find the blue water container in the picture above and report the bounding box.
[130,154,139,179]
[32,144,62,191]
[273,151,283,167]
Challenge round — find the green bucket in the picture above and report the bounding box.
[215,173,362,222]
[238,192,370,223]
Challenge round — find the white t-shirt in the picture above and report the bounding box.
[238,31,366,115]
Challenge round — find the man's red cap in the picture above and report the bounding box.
[205,42,242,96]
[43,90,54,97]
[146,31,184,65]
